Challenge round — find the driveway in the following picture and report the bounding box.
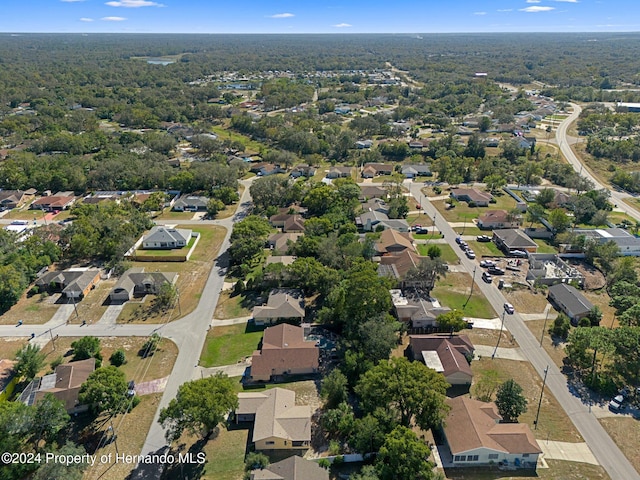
[96,304,124,325]
[539,441,598,465]
[474,345,527,361]
[42,302,76,328]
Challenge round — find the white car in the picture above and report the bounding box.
[465,249,476,259]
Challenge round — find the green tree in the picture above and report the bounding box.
[548,208,571,233]
[206,198,225,218]
[484,174,506,193]
[549,313,571,340]
[586,306,603,326]
[159,373,238,441]
[435,310,468,332]
[33,442,87,480]
[109,349,127,367]
[426,245,441,259]
[355,357,449,430]
[78,366,131,415]
[473,369,500,402]
[535,188,556,208]
[351,465,379,480]
[14,343,45,380]
[349,414,387,454]
[156,282,178,310]
[321,369,348,409]
[526,203,546,227]
[244,452,269,472]
[71,336,102,364]
[495,379,527,423]
[30,393,70,449]
[140,332,161,357]
[376,426,434,480]
[321,402,355,440]
[404,257,448,295]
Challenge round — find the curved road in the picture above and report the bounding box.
[407,181,639,480]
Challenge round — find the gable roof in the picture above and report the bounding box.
[267,233,303,253]
[451,188,493,204]
[478,210,511,224]
[250,324,319,379]
[33,358,96,411]
[252,289,306,320]
[251,456,329,480]
[173,195,209,209]
[144,226,192,245]
[378,249,422,279]
[409,334,474,379]
[35,269,100,295]
[548,283,593,316]
[492,229,537,249]
[444,396,541,456]
[283,215,305,232]
[360,185,388,199]
[238,388,311,444]
[375,229,415,254]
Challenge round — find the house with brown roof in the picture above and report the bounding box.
[360,185,388,200]
[478,210,520,230]
[375,229,415,256]
[390,289,451,329]
[250,456,328,480]
[28,358,96,413]
[378,249,422,279]
[0,190,29,210]
[361,163,394,178]
[326,166,354,179]
[249,324,319,382]
[31,195,76,212]
[252,289,306,325]
[442,396,542,468]
[35,268,101,300]
[450,188,493,207]
[290,164,317,178]
[236,388,312,451]
[267,232,303,254]
[283,215,305,233]
[407,334,474,385]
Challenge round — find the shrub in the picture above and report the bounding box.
[110,349,127,367]
[140,333,161,357]
[548,313,570,340]
[50,356,64,370]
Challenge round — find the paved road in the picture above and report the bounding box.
[406,181,640,480]
[557,103,640,221]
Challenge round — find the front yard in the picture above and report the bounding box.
[200,323,264,368]
[433,193,517,224]
[432,272,497,319]
[416,243,460,264]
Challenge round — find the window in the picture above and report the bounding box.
[454,456,461,462]
[469,455,479,461]
[523,453,530,458]
[265,441,275,446]
[488,454,499,460]
[455,455,466,461]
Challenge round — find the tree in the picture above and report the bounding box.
[473,369,500,402]
[351,465,380,480]
[244,452,269,473]
[140,333,161,357]
[321,402,355,440]
[206,198,225,218]
[78,366,130,415]
[159,373,238,441]
[355,357,449,431]
[484,174,506,193]
[586,306,603,327]
[435,310,468,332]
[591,210,609,228]
[548,208,571,233]
[404,257,448,295]
[30,393,69,449]
[33,442,87,480]
[14,343,45,380]
[349,414,387,454]
[535,188,556,208]
[346,315,401,365]
[426,245,441,259]
[156,282,178,310]
[376,426,434,480]
[549,313,571,340]
[71,336,102,364]
[495,379,527,423]
[526,203,546,227]
[320,369,348,409]
[109,349,126,367]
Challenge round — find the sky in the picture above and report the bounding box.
[1,0,640,34]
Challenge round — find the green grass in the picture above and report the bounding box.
[154,210,195,220]
[214,291,261,320]
[417,243,459,264]
[210,124,265,153]
[534,238,558,254]
[201,426,249,480]
[467,240,504,257]
[453,226,483,236]
[433,193,517,224]
[433,273,496,319]
[200,323,264,367]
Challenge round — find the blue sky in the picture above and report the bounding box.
[1,0,639,34]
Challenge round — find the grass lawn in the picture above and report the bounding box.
[583,289,617,328]
[0,289,61,325]
[534,238,558,254]
[200,323,264,368]
[200,425,249,480]
[3,208,47,220]
[442,459,609,480]
[153,210,195,221]
[433,193,517,224]
[210,123,265,153]
[453,226,484,236]
[525,318,567,369]
[470,357,583,443]
[67,279,115,325]
[467,240,504,257]
[214,291,262,320]
[412,232,443,240]
[465,327,519,350]
[118,225,226,323]
[0,338,29,363]
[599,417,640,475]
[416,243,459,264]
[432,273,496,319]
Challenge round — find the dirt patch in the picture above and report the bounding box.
[504,288,549,314]
[570,260,606,290]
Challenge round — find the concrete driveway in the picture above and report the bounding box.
[96,304,124,325]
[540,441,598,465]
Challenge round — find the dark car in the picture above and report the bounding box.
[476,235,492,242]
[488,266,505,275]
[482,272,493,283]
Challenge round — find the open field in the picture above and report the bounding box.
[599,417,640,475]
[524,319,566,369]
[433,272,497,319]
[0,337,29,362]
[0,290,63,325]
[471,357,583,443]
[200,323,264,368]
[69,279,115,325]
[533,239,558,254]
[433,194,517,224]
[465,327,518,350]
[467,240,503,257]
[118,225,226,323]
[503,288,550,314]
[416,243,460,264]
[453,226,484,236]
[200,426,249,480]
[154,210,195,221]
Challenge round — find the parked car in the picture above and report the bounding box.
[412,224,422,232]
[465,249,476,259]
[455,236,462,244]
[510,250,528,258]
[609,394,625,412]
[476,235,492,242]
[482,272,493,283]
[459,241,468,250]
[480,260,496,268]
[504,303,515,315]
[488,266,505,275]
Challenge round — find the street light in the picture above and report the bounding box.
[534,366,549,430]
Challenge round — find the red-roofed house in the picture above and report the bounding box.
[31,195,76,211]
[408,334,474,385]
[450,188,493,207]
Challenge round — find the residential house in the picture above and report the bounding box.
[257,164,286,176]
[443,396,542,468]
[109,267,178,303]
[26,359,96,413]
[266,255,298,267]
[355,139,373,149]
[360,198,389,215]
[407,334,474,385]
[31,194,76,212]
[290,164,316,178]
[547,283,594,325]
[361,163,393,178]
[401,164,432,178]
[236,388,311,450]
[249,323,319,382]
[492,229,538,254]
[267,233,303,255]
[450,188,494,207]
[82,191,125,205]
[526,254,584,287]
[378,249,422,279]
[142,226,192,250]
[252,289,306,325]
[35,268,101,300]
[553,190,571,207]
[390,289,451,328]
[359,185,388,200]
[250,456,329,480]
[358,210,390,231]
[326,166,354,179]
[0,190,29,210]
[478,210,520,230]
[576,228,640,257]
[0,359,17,401]
[375,229,415,256]
[283,215,305,233]
[172,195,209,212]
[483,137,501,147]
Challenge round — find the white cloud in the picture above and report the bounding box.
[497,9,513,12]
[80,17,94,22]
[526,0,541,3]
[105,0,163,7]
[474,11,487,16]
[520,6,556,12]
[333,23,352,28]
[101,16,127,21]
[268,13,295,18]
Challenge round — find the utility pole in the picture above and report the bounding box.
[540,308,550,347]
[492,310,506,359]
[534,366,549,430]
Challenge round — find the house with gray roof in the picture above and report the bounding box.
[250,456,328,480]
[109,267,178,303]
[252,289,305,325]
[142,226,192,250]
[576,228,640,257]
[548,283,594,325]
[401,164,432,178]
[172,195,209,212]
[35,269,101,300]
[492,229,538,254]
[326,166,354,179]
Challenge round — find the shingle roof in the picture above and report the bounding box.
[252,289,305,320]
[251,456,329,480]
[375,229,415,254]
[493,229,537,249]
[409,334,474,379]
[548,283,593,317]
